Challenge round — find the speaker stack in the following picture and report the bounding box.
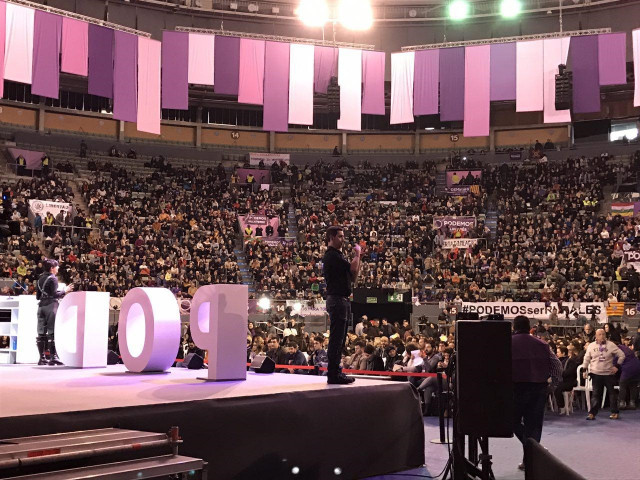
[555,64,573,111]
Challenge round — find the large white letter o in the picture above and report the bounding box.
[118,287,180,373]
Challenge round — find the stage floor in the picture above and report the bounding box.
[0,365,425,479]
[0,364,396,418]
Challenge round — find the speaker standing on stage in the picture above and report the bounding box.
[323,226,363,385]
[582,328,625,420]
[36,259,73,366]
[511,315,562,471]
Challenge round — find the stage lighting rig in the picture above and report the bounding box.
[297,0,330,27]
[448,0,470,21]
[297,0,373,31]
[338,0,374,30]
[500,0,522,18]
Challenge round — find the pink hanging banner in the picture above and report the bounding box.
[361,50,385,115]
[0,1,6,98]
[137,37,161,135]
[288,43,315,125]
[634,30,640,107]
[32,11,62,99]
[238,38,265,105]
[61,17,88,76]
[463,45,490,138]
[413,49,439,116]
[263,41,289,132]
[598,33,626,86]
[314,46,337,94]
[390,51,415,125]
[543,37,571,124]
[516,40,544,112]
[4,3,35,84]
[188,33,214,85]
[337,48,362,131]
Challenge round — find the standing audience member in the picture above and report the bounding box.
[511,316,562,471]
[582,329,625,420]
[617,342,640,410]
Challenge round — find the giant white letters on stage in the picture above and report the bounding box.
[190,284,248,381]
[118,287,181,373]
[54,292,110,368]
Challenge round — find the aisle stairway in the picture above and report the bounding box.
[287,202,298,239]
[485,191,499,241]
[234,238,255,296]
[435,171,447,197]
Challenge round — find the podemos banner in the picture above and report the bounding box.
[459,302,607,323]
[433,216,476,236]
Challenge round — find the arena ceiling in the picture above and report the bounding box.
[145,0,631,22]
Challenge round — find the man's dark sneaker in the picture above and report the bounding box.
[327,374,355,385]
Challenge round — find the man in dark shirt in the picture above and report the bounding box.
[322,226,363,385]
[512,315,562,470]
[36,259,73,365]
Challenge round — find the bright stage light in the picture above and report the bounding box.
[500,0,522,18]
[257,297,271,310]
[448,0,469,21]
[338,0,373,31]
[297,0,330,27]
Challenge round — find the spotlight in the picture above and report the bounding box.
[500,0,521,18]
[292,302,302,314]
[297,0,330,27]
[338,0,374,31]
[448,0,469,21]
[257,297,271,310]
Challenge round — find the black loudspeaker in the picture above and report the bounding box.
[555,65,573,111]
[250,354,275,373]
[524,439,587,480]
[107,350,120,365]
[456,320,513,438]
[184,353,204,369]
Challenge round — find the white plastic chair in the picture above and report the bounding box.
[573,365,592,412]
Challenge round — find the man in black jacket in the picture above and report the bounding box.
[36,259,73,365]
[364,344,384,371]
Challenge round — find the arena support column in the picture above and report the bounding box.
[342,132,347,155]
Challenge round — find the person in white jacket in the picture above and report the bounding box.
[582,329,625,420]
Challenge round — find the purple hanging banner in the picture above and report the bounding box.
[162,31,188,110]
[314,45,337,94]
[88,24,114,98]
[571,35,600,113]
[113,31,137,123]
[413,49,439,116]
[490,42,516,101]
[439,47,465,121]
[263,41,289,132]
[32,11,62,99]
[598,33,626,86]
[361,50,385,115]
[214,36,240,95]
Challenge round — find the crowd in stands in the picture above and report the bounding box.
[2,146,640,307]
[0,175,74,295]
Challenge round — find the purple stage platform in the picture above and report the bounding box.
[0,365,425,479]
